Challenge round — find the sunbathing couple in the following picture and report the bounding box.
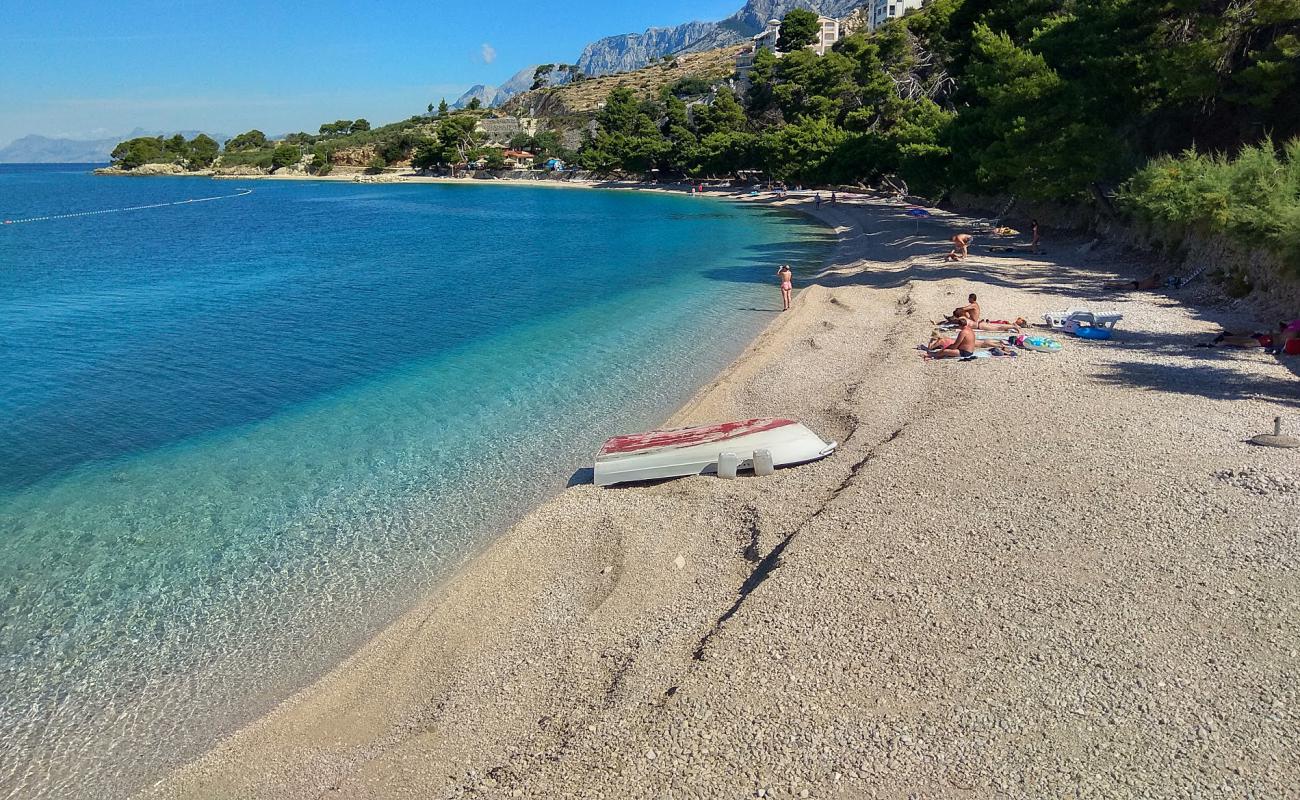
[938,293,1026,332]
[925,318,1017,359]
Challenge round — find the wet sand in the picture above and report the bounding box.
[142,195,1300,799]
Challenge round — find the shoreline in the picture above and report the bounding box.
[143,195,1298,799]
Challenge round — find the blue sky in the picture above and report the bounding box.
[0,0,741,145]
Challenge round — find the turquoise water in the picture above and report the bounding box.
[0,165,830,798]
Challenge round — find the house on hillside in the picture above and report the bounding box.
[869,0,924,31]
[502,149,535,168]
[735,15,843,77]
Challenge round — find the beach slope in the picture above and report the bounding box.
[144,196,1300,799]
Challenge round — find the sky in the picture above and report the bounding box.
[0,0,742,146]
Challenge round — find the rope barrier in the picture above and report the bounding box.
[2,188,253,226]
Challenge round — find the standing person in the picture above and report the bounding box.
[946,233,973,261]
[776,264,793,311]
[815,192,822,209]
[831,190,837,204]
[1030,219,1041,253]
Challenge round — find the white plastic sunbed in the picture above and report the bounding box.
[1043,308,1123,332]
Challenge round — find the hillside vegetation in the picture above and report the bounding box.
[573,1,1299,271]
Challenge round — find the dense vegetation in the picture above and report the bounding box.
[109,133,219,170]
[1121,138,1300,273]
[578,0,1298,202]
[571,0,1298,271]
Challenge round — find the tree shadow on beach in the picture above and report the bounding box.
[1089,358,1300,407]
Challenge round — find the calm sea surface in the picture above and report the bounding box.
[0,164,829,798]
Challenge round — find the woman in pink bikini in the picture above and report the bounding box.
[777,264,793,311]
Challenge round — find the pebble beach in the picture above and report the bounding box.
[142,193,1300,799]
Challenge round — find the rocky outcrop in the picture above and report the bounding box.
[93,162,189,176]
[575,0,868,76]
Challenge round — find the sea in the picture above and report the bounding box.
[0,164,830,798]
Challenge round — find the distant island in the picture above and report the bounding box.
[0,129,228,164]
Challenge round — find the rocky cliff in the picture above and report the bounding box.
[575,0,867,76]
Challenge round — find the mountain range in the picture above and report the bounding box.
[454,0,865,108]
[0,129,229,164]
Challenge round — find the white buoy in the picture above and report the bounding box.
[717,452,739,479]
[752,448,775,476]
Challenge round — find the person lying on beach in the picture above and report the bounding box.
[1198,332,1268,349]
[1104,272,1162,291]
[925,318,976,359]
[945,233,973,262]
[975,317,1028,333]
[927,332,1005,351]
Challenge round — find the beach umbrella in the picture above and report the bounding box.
[905,207,931,233]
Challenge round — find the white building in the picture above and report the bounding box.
[736,15,843,75]
[869,0,924,31]
[811,16,840,55]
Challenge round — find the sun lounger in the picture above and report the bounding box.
[1043,308,1123,332]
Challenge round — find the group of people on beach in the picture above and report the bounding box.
[924,294,1027,359]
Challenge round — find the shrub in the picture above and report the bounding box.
[1120,138,1300,275]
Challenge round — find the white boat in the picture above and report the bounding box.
[594,417,837,487]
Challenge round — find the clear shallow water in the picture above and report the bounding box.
[0,165,830,798]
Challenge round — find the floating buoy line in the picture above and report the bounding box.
[2,188,253,225]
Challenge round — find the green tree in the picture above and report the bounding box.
[484,149,508,170]
[412,142,442,170]
[309,148,332,175]
[188,134,220,169]
[365,155,387,174]
[761,116,847,184]
[111,136,169,170]
[436,114,486,164]
[467,97,482,111]
[351,119,371,133]
[427,102,435,114]
[271,143,301,171]
[438,99,449,116]
[695,88,748,137]
[226,130,268,151]
[532,64,555,90]
[778,9,820,52]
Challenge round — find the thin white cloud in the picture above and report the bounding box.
[480,43,496,64]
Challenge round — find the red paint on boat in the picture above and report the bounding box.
[599,418,796,456]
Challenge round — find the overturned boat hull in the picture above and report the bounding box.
[594,418,837,487]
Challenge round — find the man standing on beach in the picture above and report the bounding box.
[946,233,973,261]
[815,192,822,209]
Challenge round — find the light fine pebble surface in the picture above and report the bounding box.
[142,194,1300,800]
